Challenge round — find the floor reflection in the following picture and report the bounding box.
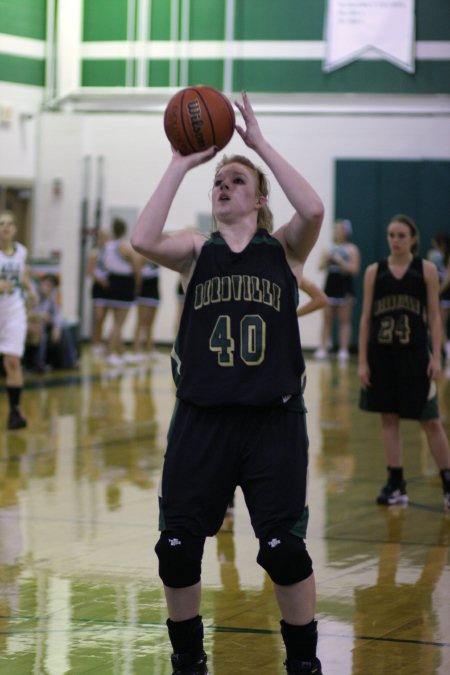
[0,350,448,673]
[352,508,450,675]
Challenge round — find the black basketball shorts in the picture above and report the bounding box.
[159,396,310,539]
[359,344,439,420]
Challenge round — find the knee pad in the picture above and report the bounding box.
[257,531,313,585]
[155,531,205,588]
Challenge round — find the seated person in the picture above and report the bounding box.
[25,274,78,371]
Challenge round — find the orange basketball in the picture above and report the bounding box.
[163,86,235,155]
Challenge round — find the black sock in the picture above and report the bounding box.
[280,619,318,662]
[167,615,204,657]
[387,466,404,486]
[440,469,450,492]
[6,386,22,412]
[25,344,39,369]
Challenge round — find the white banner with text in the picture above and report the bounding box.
[323,0,415,73]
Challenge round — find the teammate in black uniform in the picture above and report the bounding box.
[131,92,324,675]
[358,214,450,509]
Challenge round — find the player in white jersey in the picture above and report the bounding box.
[0,211,38,429]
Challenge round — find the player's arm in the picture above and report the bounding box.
[0,277,12,293]
[87,249,98,278]
[424,259,442,379]
[234,92,324,264]
[358,263,377,387]
[23,265,39,306]
[121,243,145,296]
[131,147,216,274]
[318,248,331,271]
[297,276,329,317]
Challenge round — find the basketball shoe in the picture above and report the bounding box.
[171,652,208,675]
[7,409,27,430]
[376,481,408,505]
[284,657,323,674]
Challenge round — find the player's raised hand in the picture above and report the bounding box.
[235,91,264,150]
[170,145,218,171]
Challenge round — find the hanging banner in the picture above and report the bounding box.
[323,0,415,73]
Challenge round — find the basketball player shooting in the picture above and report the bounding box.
[131,91,325,675]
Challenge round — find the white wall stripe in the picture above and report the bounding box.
[223,0,235,93]
[416,42,450,59]
[76,40,450,61]
[136,0,150,87]
[0,34,46,59]
[55,0,83,99]
[179,0,190,87]
[125,0,137,86]
[45,0,57,99]
[1,35,450,63]
[169,0,179,86]
[78,40,323,59]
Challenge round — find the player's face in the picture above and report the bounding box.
[212,163,260,223]
[333,221,347,243]
[40,278,55,297]
[387,221,416,255]
[0,213,17,244]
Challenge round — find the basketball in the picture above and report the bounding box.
[163,86,235,155]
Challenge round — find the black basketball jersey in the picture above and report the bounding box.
[172,229,305,406]
[369,257,428,348]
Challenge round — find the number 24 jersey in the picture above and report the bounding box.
[369,257,428,349]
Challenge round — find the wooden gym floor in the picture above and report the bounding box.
[1,349,449,674]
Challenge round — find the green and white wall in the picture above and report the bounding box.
[78,0,450,94]
[0,0,46,180]
[79,0,450,94]
[2,0,450,95]
[0,0,46,87]
[1,0,450,344]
